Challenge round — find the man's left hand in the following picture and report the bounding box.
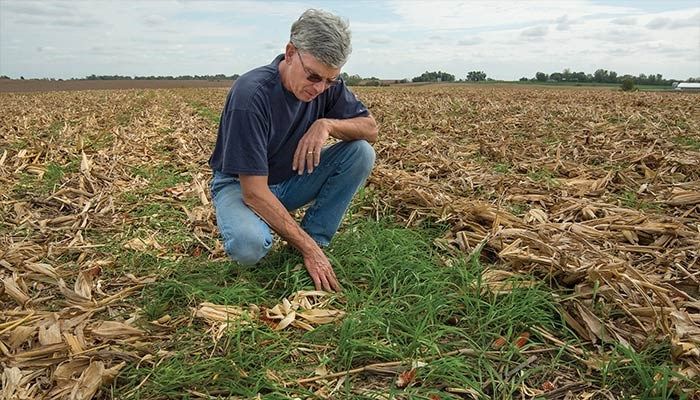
[293,119,332,174]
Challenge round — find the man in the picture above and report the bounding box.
[209,9,378,292]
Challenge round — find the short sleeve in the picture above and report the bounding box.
[324,81,370,119]
[216,108,270,176]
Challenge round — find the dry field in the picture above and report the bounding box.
[0,79,233,94]
[1,84,699,398]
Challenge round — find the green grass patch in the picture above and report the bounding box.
[493,162,512,174]
[114,218,578,398]
[11,161,80,196]
[10,139,29,150]
[527,167,559,187]
[673,135,700,150]
[189,101,221,125]
[40,120,65,138]
[598,342,695,398]
[83,131,115,150]
[507,202,529,217]
[131,164,191,193]
[42,162,65,191]
[617,190,661,211]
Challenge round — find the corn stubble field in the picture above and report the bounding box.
[1,84,699,399]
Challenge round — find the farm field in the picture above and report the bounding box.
[1,85,699,399]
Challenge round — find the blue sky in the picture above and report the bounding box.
[1,0,698,80]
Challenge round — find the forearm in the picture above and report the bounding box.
[323,115,378,143]
[241,181,318,255]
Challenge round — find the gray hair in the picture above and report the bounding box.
[290,9,352,68]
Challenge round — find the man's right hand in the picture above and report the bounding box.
[302,246,342,292]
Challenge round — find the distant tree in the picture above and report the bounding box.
[466,70,487,81]
[573,71,588,82]
[593,69,606,83]
[0,75,10,80]
[549,72,563,81]
[519,77,529,81]
[621,78,636,91]
[535,72,547,82]
[562,68,572,81]
[412,70,455,82]
[20,76,24,80]
[340,72,362,86]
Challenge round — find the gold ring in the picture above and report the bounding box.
[307,151,314,154]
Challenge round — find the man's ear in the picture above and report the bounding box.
[284,42,295,63]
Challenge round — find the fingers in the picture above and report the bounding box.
[293,146,320,174]
[311,268,339,292]
[293,120,330,174]
[305,259,341,292]
[292,145,305,174]
[328,273,342,292]
[310,272,322,291]
[305,149,315,174]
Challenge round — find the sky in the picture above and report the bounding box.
[1,0,699,81]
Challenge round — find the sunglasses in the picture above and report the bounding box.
[297,51,340,87]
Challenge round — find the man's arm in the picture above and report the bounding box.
[239,174,341,292]
[326,115,378,143]
[293,115,378,174]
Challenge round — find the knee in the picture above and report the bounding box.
[223,229,272,265]
[347,140,376,175]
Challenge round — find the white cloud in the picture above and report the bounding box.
[458,37,482,46]
[611,17,637,26]
[369,37,392,44]
[647,17,672,29]
[521,26,548,37]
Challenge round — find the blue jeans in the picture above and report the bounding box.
[210,140,375,265]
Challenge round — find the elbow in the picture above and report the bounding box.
[240,185,265,209]
[241,190,261,209]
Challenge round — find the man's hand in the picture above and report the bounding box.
[302,245,342,292]
[293,119,331,174]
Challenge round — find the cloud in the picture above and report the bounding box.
[36,46,58,53]
[387,0,637,32]
[554,15,578,31]
[143,15,167,26]
[591,28,649,43]
[646,13,700,30]
[2,1,74,17]
[669,12,700,29]
[369,37,392,44]
[611,16,636,25]
[458,37,482,46]
[521,26,548,37]
[646,17,671,29]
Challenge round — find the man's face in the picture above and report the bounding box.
[291,49,341,102]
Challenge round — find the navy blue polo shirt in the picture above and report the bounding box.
[209,54,369,185]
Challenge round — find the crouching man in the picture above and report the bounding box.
[208,9,377,292]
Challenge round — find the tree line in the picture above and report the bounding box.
[523,69,698,85]
[4,70,697,85]
[411,70,490,82]
[81,74,240,81]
